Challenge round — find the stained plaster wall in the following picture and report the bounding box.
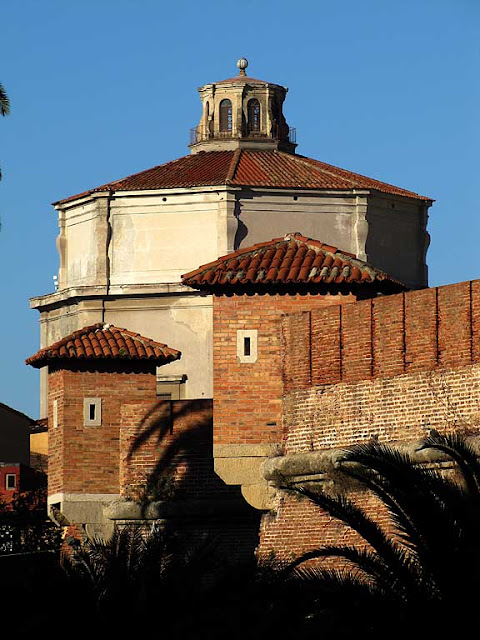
[365,193,429,289]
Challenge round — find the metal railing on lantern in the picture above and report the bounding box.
[189,125,296,145]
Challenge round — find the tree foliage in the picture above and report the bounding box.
[0,485,61,555]
[0,82,9,182]
[0,83,10,117]
[284,432,480,636]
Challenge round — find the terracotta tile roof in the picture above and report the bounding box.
[181,232,406,294]
[26,323,181,369]
[54,150,432,205]
[214,74,281,86]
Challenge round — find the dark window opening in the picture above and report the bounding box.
[220,99,232,132]
[89,404,96,421]
[6,474,16,490]
[247,99,261,132]
[244,337,251,357]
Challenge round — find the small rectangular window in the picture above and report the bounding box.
[84,398,102,426]
[53,399,58,429]
[237,330,258,363]
[5,474,16,490]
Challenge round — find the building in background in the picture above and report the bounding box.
[28,61,440,549]
[0,402,44,503]
[30,59,432,419]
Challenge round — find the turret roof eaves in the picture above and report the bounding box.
[181,232,407,295]
[26,324,181,369]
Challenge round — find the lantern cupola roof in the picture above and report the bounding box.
[189,58,296,154]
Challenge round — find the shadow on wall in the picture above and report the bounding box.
[125,399,261,561]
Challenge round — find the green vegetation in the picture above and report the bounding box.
[3,432,480,637]
[284,432,480,636]
[0,82,10,181]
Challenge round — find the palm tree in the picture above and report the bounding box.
[0,82,10,182]
[0,83,10,117]
[284,433,480,635]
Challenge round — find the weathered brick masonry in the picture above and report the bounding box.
[258,279,480,558]
[213,292,358,447]
[48,364,157,497]
[121,398,239,502]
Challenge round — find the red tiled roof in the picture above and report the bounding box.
[181,232,406,294]
[54,149,432,204]
[214,74,281,86]
[26,324,181,369]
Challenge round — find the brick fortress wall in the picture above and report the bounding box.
[213,292,359,448]
[258,280,480,558]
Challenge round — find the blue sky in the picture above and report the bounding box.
[1,0,478,417]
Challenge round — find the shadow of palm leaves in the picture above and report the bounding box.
[126,398,260,559]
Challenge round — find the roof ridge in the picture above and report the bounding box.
[292,153,432,200]
[225,148,242,184]
[287,153,367,191]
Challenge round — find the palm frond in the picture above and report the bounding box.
[420,432,480,498]
[0,83,10,116]
[286,544,412,598]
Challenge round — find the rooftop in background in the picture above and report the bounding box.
[54,149,432,206]
[26,323,181,369]
[182,232,407,295]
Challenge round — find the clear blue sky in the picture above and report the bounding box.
[1,0,478,418]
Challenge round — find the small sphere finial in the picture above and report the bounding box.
[236,57,248,76]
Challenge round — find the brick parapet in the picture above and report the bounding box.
[257,280,480,559]
[283,280,480,391]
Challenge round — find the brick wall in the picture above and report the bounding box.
[283,280,480,392]
[47,365,157,497]
[259,489,393,561]
[213,292,358,446]
[120,398,236,501]
[257,279,480,559]
[283,364,480,453]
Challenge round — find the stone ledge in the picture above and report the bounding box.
[104,497,255,522]
[30,282,201,309]
[261,435,480,487]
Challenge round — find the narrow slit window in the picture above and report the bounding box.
[237,330,258,363]
[53,399,58,429]
[6,474,16,490]
[84,398,102,426]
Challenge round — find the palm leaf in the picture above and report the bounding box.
[0,83,10,116]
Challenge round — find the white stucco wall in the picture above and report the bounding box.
[33,182,429,417]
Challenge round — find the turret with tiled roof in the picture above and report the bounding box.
[26,323,181,369]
